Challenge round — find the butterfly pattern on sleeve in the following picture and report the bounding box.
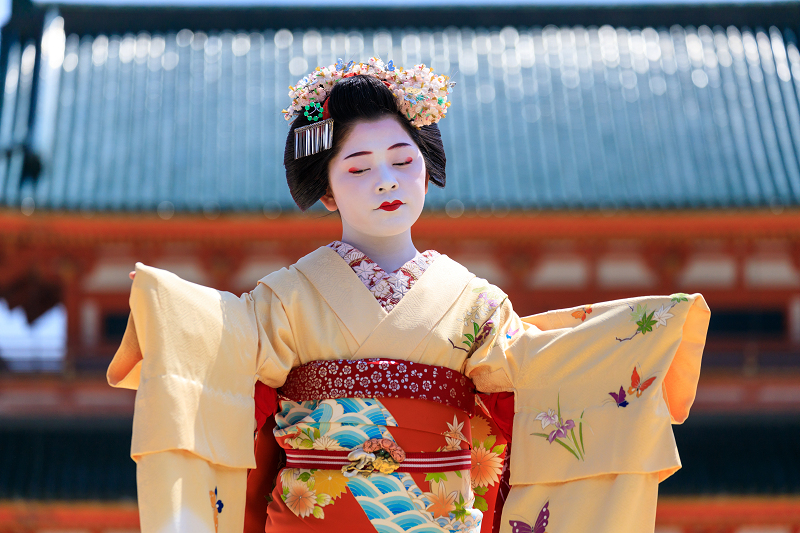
[509,500,549,533]
[606,365,658,409]
[609,386,629,408]
[571,305,592,322]
[627,366,657,398]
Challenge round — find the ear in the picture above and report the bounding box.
[424,172,430,194]
[319,186,338,212]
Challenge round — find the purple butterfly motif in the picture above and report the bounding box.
[509,500,549,533]
[609,386,629,408]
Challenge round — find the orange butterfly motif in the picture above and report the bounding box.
[627,367,657,398]
[571,305,593,322]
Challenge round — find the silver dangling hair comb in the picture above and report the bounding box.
[294,118,334,159]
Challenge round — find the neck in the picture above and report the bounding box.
[340,222,418,273]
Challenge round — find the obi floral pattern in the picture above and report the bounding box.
[280,359,476,414]
[272,397,482,532]
[327,241,439,312]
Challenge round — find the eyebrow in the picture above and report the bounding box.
[343,142,412,160]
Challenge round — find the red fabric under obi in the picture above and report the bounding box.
[279,358,476,415]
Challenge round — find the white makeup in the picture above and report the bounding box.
[320,117,429,273]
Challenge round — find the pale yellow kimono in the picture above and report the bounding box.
[108,246,709,533]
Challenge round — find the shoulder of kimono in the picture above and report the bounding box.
[463,275,509,301]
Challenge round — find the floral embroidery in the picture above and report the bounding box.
[284,479,319,518]
[208,487,223,533]
[471,439,504,487]
[531,394,587,461]
[280,359,476,414]
[313,469,349,500]
[535,409,558,429]
[462,286,504,326]
[327,241,439,312]
[280,469,334,519]
[312,435,347,451]
[450,318,496,354]
[509,500,550,533]
[616,296,683,342]
[470,414,492,444]
[470,431,505,513]
[449,285,505,355]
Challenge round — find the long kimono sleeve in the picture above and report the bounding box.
[106,263,298,533]
[466,293,710,532]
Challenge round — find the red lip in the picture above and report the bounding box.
[378,201,403,212]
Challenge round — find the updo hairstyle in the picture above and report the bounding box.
[283,75,446,211]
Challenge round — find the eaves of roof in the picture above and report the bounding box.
[2,208,800,244]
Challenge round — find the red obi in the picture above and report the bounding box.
[278,358,476,415]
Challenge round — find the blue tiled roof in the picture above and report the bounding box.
[2,24,800,215]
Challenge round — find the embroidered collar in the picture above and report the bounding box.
[327,241,439,312]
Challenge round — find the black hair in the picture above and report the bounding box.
[283,74,446,211]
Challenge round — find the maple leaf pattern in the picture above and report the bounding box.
[636,310,657,335]
[616,296,688,342]
[652,305,674,328]
[423,482,458,518]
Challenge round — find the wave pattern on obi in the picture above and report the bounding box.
[264,394,508,533]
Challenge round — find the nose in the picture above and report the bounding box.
[375,164,399,193]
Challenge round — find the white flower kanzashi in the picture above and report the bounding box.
[283,57,454,128]
[535,409,559,429]
[652,305,674,328]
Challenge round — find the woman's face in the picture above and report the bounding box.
[321,117,428,237]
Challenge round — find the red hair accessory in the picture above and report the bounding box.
[322,97,330,121]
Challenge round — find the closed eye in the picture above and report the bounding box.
[348,167,369,175]
[393,157,413,167]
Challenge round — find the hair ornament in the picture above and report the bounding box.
[303,102,324,122]
[284,57,455,129]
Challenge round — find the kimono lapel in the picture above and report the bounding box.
[295,247,388,346]
[353,255,475,359]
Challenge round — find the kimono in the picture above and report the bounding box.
[107,245,710,533]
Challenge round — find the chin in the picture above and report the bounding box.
[367,225,415,238]
[364,216,417,236]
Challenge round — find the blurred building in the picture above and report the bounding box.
[0,0,799,531]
